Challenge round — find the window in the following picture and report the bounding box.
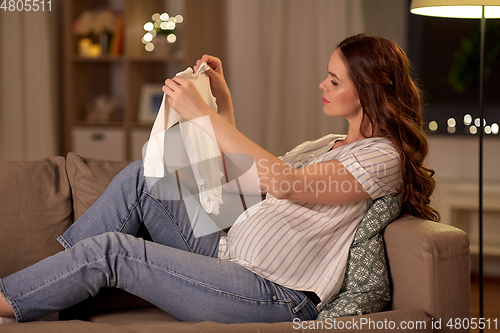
[407,13,500,136]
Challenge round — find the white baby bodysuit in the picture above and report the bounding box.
[143,63,224,215]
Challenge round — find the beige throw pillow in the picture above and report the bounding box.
[0,157,72,278]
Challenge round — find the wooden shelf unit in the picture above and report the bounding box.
[61,0,226,161]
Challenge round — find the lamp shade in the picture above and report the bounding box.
[410,0,500,18]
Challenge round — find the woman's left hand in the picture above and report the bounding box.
[162,76,212,120]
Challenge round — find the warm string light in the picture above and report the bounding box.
[428,115,499,135]
[142,12,184,52]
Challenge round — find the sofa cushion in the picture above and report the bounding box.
[88,308,179,325]
[86,308,431,332]
[0,156,72,278]
[66,152,132,221]
[317,194,402,318]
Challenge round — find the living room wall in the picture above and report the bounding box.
[225,0,408,157]
[0,2,61,161]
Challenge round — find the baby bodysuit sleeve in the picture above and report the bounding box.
[337,141,402,199]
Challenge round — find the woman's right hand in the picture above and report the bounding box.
[194,55,231,103]
[194,55,235,126]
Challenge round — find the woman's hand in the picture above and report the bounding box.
[194,55,231,102]
[162,76,213,121]
[194,55,235,126]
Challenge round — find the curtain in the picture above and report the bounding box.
[226,0,364,156]
[0,5,60,161]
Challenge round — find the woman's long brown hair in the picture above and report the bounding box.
[338,34,440,222]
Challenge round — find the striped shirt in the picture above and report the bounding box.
[218,134,402,309]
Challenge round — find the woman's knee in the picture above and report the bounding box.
[128,159,144,172]
[118,160,144,181]
[74,232,140,256]
[107,159,146,192]
[69,232,144,289]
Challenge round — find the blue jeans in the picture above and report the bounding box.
[0,160,319,323]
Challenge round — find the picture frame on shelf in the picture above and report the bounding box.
[138,84,164,124]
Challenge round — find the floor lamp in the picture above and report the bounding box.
[410,0,500,322]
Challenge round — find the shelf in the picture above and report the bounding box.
[71,121,154,132]
[73,121,124,128]
[126,54,184,63]
[62,0,226,161]
[71,53,185,63]
[130,123,154,129]
[72,55,124,63]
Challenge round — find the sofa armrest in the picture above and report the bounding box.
[383,216,470,333]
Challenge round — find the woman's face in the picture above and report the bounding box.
[319,49,362,121]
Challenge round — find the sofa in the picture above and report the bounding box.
[0,153,470,333]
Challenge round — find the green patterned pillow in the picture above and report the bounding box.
[317,194,402,319]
